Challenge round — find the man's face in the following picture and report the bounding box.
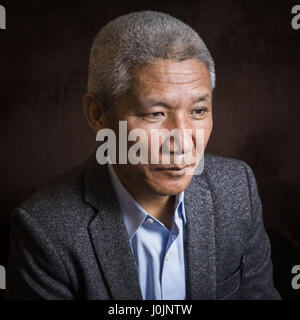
[108,58,213,197]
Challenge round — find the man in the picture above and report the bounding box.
[6,11,280,300]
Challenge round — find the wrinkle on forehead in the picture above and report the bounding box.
[137,78,206,86]
[132,59,211,89]
[126,59,211,109]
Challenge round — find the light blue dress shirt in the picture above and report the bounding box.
[108,164,187,300]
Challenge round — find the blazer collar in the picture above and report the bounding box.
[83,149,216,300]
[184,168,217,300]
[84,149,143,300]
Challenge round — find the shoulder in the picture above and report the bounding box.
[199,153,260,229]
[203,153,256,190]
[10,159,94,246]
[204,153,250,175]
[20,161,86,214]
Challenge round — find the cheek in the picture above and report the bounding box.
[191,118,213,145]
[205,120,213,141]
[199,118,213,142]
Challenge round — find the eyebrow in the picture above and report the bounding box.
[145,93,211,109]
[193,93,211,103]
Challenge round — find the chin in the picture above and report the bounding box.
[149,174,193,196]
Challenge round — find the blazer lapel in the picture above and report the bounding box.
[184,170,217,300]
[83,151,143,300]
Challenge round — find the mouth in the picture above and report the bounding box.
[154,164,193,176]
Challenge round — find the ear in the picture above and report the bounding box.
[82,93,108,133]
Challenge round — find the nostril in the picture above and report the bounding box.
[171,150,184,156]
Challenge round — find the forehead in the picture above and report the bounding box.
[131,59,211,102]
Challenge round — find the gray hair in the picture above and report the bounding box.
[88,10,215,112]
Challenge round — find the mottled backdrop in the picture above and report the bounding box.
[0,0,299,299]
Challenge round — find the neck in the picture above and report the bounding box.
[113,166,176,230]
[136,193,176,230]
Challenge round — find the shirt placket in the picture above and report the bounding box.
[160,221,183,299]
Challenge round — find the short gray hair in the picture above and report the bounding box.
[88,10,215,112]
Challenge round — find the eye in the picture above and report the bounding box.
[190,107,209,118]
[143,112,165,121]
[151,112,164,118]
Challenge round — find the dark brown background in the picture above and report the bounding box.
[0,0,299,300]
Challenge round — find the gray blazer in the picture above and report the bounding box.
[6,151,281,300]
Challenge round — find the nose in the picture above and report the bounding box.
[162,114,194,156]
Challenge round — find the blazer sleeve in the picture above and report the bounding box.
[5,208,74,300]
[238,162,281,300]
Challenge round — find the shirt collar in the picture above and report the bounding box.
[107,163,186,239]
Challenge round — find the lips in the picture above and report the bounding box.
[154,165,191,170]
[153,164,193,177]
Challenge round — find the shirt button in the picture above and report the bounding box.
[147,218,154,224]
[166,254,171,261]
